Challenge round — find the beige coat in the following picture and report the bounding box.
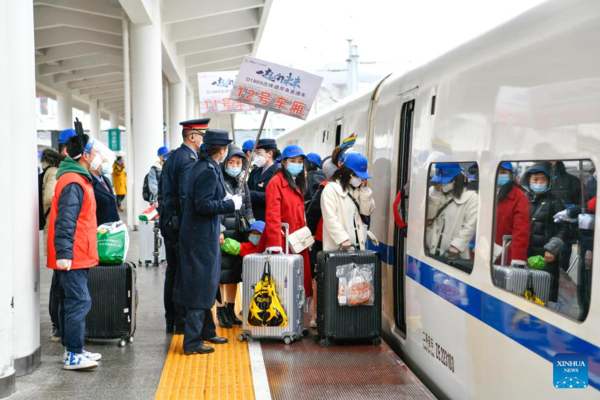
[41,163,59,255]
[321,181,376,251]
[425,186,478,259]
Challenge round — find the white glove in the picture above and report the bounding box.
[56,259,72,271]
[553,210,571,223]
[510,259,527,268]
[367,230,379,247]
[266,246,283,254]
[231,194,243,210]
[579,213,595,230]
[223,193,233,201]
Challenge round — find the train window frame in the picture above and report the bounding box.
[490,159,595,323]
[423,162,479,275]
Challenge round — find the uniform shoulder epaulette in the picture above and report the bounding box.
[189,153,196,160]
[207,162,215,169]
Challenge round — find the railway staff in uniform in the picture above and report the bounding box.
[248,139,280,222]
[159,118,209,334]
[175,129,241,355]
[426,163,478,260]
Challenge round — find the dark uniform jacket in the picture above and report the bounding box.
[304,169,326,202]
[220,166,254,284]
[91,174,120,225]
[174,156,235,309]
[159,144,197,232]
[248,164,278,222]
[551,161,581,206]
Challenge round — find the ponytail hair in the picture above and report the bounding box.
[199,143,226,161]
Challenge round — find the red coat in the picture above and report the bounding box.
[240,242,259,258]
[258,172,313,298]
[494,185,530,263]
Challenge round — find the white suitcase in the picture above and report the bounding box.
[239,224,307,345]
[138,219,166,267]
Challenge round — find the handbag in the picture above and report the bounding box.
[288,226,315,254]
[247,260,288,327]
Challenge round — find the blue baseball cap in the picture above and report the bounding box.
[282,144,306,160]
[56,128,76,144]
[343,152,371,179]
[242,139,255,152]
[306,153,322,166]
[500,162,514,172]
[157,146,169,156]
[248,221,265,233]
[431,163,462,184]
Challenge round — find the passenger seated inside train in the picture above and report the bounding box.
[425,162,478,273]
[493,160,595,322]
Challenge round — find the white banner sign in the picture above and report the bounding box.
[230,56,323,120]
[198,71,254,114]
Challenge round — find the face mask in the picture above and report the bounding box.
[100,167,109,175]
[163,155,169,162]
[530,183,548,193]
[89,153,102,171]
[350,176,362,188]
[253,155,266,168]
[441,182,454,193]
[286,162,303,176]
[248,234,261,247]
[225,167,242,178]
[497,174,511,186]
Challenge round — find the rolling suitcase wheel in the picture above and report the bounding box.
[119,339,126,347]
[238,334,246,342]
[320,338,330,348]
[301,329,310,337]
[373,337,382,346]
[312,335,320,343]
[284,336,293,345]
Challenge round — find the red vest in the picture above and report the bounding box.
[47,172,99,270]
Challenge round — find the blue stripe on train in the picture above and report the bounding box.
[368,241,600,390]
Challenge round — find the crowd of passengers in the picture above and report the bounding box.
[421,160,595,310]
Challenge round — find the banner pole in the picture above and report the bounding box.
[239,111,269,192]
[230,113,236,144]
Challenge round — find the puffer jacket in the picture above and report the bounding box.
[220,155,254,284]
[551,161,581,206]
[521,161,569,258]
[304,169,326,202]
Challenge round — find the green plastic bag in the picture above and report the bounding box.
[528,255,546,270]
[97,221,129,265]
[221,238,241,256]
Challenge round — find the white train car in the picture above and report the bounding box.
[276,0,600,398]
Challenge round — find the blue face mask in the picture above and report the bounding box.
[225,167,242,178]
[286,162,304,176]
[100,168,109,175]
[248,234,261,246]
[497,174,511,186]
[530,183,548,193]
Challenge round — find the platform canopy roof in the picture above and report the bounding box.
[33,0,271,120]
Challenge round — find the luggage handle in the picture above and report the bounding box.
[501,235,512,267]
[281,223,290,254]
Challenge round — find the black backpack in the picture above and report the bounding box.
[38,167,51,230]
[142,166,161,202]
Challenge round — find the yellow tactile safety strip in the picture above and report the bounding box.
[154,303,255,400]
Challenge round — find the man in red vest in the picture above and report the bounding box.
[47,133,102,370]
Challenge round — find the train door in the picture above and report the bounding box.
[335,120,342,147]
[393,100,414,337]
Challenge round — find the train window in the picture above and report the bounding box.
[491,160,595,322]
[431,95,436,115]
[322,130,329,143]
[424,162,479,274]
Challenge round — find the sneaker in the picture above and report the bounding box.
[63,352,98,370]
[82,349,102,361]
[50,328,61,342]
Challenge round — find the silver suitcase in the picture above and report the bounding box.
[529,270,553,303]
[138,219,166,267]
[239,224,307,345]
[493,265,529,296]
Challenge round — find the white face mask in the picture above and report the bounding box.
[89,153,102,171]
[253,155,266,168]
[441,182,454,193]
[350,176,362,188]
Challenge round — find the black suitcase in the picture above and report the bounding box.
[85,262,137,347]
[314,250,382,347]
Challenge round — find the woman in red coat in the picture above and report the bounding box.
[258,144,313,298]
[494,162,530,266]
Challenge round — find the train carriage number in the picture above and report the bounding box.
[423,331,455,373]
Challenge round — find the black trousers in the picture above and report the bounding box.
[116,195,125,207]
[183,308,217,352]
[49,270,61,330]
[161,222,186,326]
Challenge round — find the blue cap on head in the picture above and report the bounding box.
[306,153,322,166]
[57,129,77,144]
[343,152,371,179]
[339,147,356,164]
[431,163,462,184]
[242,139,255,152]
[500,162,514,172]
[157,146,169,156]
[282,144,306,160]
[248,221,265,233]
[203,129,233,145]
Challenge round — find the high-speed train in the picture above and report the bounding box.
[276,0,600,398]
